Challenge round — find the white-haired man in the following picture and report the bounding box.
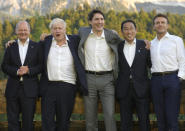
[39,18,88,131]
[1,20,43,131]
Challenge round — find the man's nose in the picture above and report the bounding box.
[98,19,103,23]
[127,29,132,33]
[159,22,163,26]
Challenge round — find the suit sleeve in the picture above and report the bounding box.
[147,49,152,68]
[1,47,19,77]
[77,29,80,35]
[111,30,122,44]
[71,35,81,49]
[28,43,43,76]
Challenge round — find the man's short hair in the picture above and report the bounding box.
[15,20,30,33]
[121,19,137,32]
[49,18,66,29]
[153,14,169,25]
[88,9,105,21]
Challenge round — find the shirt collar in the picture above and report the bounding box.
[52,35,69,41]
[125,38,136,45]
[90,29,105,38]
[154,32,170,41]
[52,35,69,47]
[164,32,170,38]
[18,38,29,46]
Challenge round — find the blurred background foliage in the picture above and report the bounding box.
[0,6,185,79]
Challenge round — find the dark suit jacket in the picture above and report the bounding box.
[78,27,122,80]
[116,39,151,99]
[1,40,43,98]
[39,35,88,96]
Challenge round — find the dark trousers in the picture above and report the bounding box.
[151,74,181,131]
[119,80,150,131]
[6,83,36,131]
[41,81,76,131]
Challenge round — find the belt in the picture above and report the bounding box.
[152,70,178,76]
[85,70,113,75]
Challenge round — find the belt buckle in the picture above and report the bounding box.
[95,71,100,75]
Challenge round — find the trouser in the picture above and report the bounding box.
[6,83,36,131]
[84,73,117,131]
[151,74,181,131]
[41,81,76,131]
[119,80,150,131]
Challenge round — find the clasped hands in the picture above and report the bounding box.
[17,66,29,76]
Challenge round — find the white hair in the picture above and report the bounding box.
[49,18,66,29]
[15,20,30,33]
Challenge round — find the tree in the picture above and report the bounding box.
[31,17,48,41]
[0,22,3,49]
[3,20,14,43]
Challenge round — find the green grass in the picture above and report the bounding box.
[1,113,185,122]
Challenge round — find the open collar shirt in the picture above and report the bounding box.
[84,30,113,72]
[47,35,76,84]
[150,32,185,79]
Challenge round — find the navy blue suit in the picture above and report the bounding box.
[1,40,43,131]
[116,40,151,131]
[39,35,88,96]
[39,35,88,131]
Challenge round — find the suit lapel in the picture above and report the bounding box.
[104,29,110,43]
[45,36,52,62]
[121,41,130,67]
[43,36,53,77]
[104,29,116,51]
[131,39,140,68]
[79,28,91,51]
[14,41,22,66]
[104,29,118,61]
[104,29,113,49]
[23,40,34,65]
[68,36,76,60]
[80,29,90,48]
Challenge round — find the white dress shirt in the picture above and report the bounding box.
[18,38,29,65]
[47,36,76,84]
[84,30,113,72]
[150,32,185,79]
[123,39,136,67]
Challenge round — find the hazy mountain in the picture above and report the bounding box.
[0,0,185,20]
[136,1,185,14]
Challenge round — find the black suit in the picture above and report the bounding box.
[40,35,88,131]
[116,40,151,131]
[1,40,43,131]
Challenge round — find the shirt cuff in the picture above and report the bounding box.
[178,72,185,80]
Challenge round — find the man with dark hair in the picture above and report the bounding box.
[152,13,169,25]
[78,9,122,131]
[87,9,105,21]
[150,13,185,131]
[1,20,43,131]
[116,19,151,131]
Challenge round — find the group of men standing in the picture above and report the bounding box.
[1,9,185,131]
